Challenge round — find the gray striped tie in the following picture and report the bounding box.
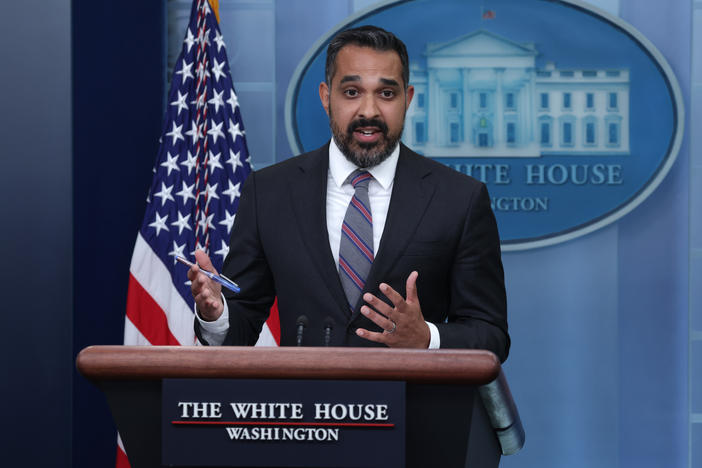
[338,170,374,311]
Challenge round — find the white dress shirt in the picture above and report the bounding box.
[198,140,439,348]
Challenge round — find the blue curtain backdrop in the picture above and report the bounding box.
[0,0,697,466]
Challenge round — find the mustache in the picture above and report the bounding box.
[347,118,389,135]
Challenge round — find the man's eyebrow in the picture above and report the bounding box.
[338,76,401,87]
[339,75,361,84]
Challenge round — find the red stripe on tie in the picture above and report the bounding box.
[342,223,374,262]
[351,172,372,186]
[339,256,365,290]
[125,274,181,346]
[351,196,372,224]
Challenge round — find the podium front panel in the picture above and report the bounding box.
[162,379,405,468]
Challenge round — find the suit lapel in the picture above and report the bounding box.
[287,144,350,317]
[354,145,437,318]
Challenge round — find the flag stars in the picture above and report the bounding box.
[149,212,169,236]
[208,120,225,143]
[175,59,194,84]
[226,90,239,112]
[160,152,180,176]
[228,119,244,143]
[214,240,229,260]
[213,29,226,52]
[208,89,224,114]
[222,180,241,203]
[204,182,220,202]
[168,241,187,263]
[180,151,198,175]
[170,90,189,116]
[176,181,196,204]
[185,121,203,144]
[207,150,223,174]
[219,209,236,234]
[183,28,196,53]
[171,212,193,235]
[226,149,244,171]
[197,212,215,235]
[166,122,185,145]
[153,182,175,206]
[211,58,226,82]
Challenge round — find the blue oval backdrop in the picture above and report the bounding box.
[285,0,684,250]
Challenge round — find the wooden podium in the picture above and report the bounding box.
[77,346,524,468]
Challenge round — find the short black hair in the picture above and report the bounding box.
[325,25,409,89]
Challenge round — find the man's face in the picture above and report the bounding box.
[319,45,414,168]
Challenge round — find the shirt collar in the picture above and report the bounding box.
[328,138,399,190]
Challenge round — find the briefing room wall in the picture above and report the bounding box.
[0,0,73,466]
[615,1,690,466]
[692,0,702,462]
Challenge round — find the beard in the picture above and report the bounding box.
[329,112,404,169]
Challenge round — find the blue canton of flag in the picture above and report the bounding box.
[144,0,251,307]
[125,0,252,347]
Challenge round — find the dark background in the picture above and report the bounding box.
[72,1,167,466]
[1,1,166,466]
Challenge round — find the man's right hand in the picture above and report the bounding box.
[188,250,224,322]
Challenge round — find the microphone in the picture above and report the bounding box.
[323,317,334,347]
[295,315,308,347]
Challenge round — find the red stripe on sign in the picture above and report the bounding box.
[125,273,181,346]
[172,421,394,428]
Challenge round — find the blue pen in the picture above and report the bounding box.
[176,256,241,293]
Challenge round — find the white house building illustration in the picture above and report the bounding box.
[403,30,630,157]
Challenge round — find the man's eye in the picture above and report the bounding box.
[381,90,395,98]
[344,89,358,97]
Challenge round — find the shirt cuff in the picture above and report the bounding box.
[426,321,440,349]
[195,295,230,346]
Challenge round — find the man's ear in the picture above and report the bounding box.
[319,81,330,116]
[404,84,415,110]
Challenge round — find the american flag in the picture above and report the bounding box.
[118,0,279,465]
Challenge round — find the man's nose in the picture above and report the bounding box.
[357,94,380,119]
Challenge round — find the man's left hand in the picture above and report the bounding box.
[356,271,431,348]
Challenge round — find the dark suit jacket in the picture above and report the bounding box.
[195,143,509,361]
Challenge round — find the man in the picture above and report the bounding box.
[188,25,509,361]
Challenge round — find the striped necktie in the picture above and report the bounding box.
[338,170,374,311]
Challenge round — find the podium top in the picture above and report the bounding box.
[77,346,501,385]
